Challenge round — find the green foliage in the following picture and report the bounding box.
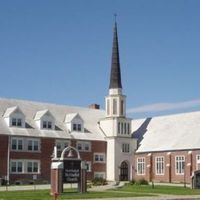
[135,178,149,185]
[91,177,107,186]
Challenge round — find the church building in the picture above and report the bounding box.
[0,22,199,185]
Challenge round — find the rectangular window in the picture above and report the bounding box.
[78,124,81,131]
[175,156,185,175]
[94,153,105,162]
[10,160,40,174]
[155,157,164,175]
[11,118,22,127]
[27,161,40,173]
[48,121,52,129]
[127,123,130,135]
[11,137,40,152]
[76,142,91,152]
[124,123,127,134]
[11,138,23,151]
[10,160,23,173]
[118,122,120,134]
[73,123,77,131]
[27,139,40,152]
[121,123,123,134]
[42,121,52,129]
[113,99,117,115]
[122,143,130,153]
[120,100,124,115]
[196,155,200,170]
[137,157,145,175]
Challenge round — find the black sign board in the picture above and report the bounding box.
[63,160,81,183]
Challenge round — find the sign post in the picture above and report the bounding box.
[50,146,87,195]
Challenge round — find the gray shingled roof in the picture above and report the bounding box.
[132,111,200,153]
[0,98,106,141]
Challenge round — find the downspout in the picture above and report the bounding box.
[7,136,10,185]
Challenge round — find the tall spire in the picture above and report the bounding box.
[109,19,122,89]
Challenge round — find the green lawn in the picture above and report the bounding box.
[117,184,200,195]
[1,184,200,200]
[0,189,152,200]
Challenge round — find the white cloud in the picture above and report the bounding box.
[127,99,200,114]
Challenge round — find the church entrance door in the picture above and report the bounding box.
[120,161,129,181]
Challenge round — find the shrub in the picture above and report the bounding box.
[135,178,148,185]
[91,177,107,186]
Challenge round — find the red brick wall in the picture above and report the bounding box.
[0,135,8,177]
[6,135,107,183]
[134,150,200,184]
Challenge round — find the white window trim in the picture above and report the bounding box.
[76,141,91,152]
[27,138,40,152]
[11,137,24,151]
[10,160,24,174]
[137,157,145,175]
[10,159,40,174]
[11,137,41,152]
[175,155,185,175]
[155,156,165,175]
[196,155,200,170]
[56,140,70,151]
[94,153,106,163]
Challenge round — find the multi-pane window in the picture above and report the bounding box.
[73,124,82,131]
[94,153,105,162]
[76,142,91,152]
[11,137,40,152]
[11,160,23,173]
[137,157,145,175]
[196,155,200,170]
[11,138,23,151]
[27,139,39,151]
[56,140,69,151]
[42,121,52,129]
[10,160,40,174]
[11,118,22,127]
[27,161,40,173]
[155,157,164,175]
[175,156,185,175]
[122,143,130,153]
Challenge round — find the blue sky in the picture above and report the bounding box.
[0,0,199,118]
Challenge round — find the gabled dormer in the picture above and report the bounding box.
[34,109,55,130]
[3,106,25,128]
[65,113,84,132]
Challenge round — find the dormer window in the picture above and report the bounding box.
[65,113,84,132]
[34,109,55,130]
[3,106,25,128]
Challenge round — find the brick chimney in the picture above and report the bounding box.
[88,104,100,109]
